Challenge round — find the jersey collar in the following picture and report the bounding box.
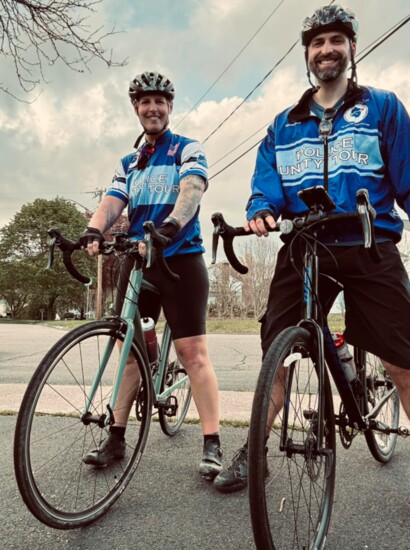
[288,80,366,123]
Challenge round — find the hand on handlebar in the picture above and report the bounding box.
[246,210,277,237]
[80,227,104,257]
[138,220,177,257]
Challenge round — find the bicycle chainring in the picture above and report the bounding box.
[135,385,146,421]
[338,401,358,449]
[304,410,324,481]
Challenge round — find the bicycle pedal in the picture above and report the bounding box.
[398,426,409,438]
[158,396,178,417]
[303,409,318,420]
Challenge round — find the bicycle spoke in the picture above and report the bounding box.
[249,327,335,550]
[14,322,152,529]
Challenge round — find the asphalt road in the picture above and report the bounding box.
[0,323,263,391]
[1,323,410,549]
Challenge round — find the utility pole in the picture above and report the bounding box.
[84,188,106,320]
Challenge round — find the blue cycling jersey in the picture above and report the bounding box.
[106,129,208,256]
[247,83,410,244]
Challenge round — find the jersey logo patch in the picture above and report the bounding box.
[344,104,369,123]
[167,143,180,156]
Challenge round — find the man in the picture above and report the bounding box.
[81,71,223,480]
[214,4,410,493]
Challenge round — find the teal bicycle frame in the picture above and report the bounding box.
[81,261,189,427]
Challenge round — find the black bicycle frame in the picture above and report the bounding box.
[296,235,367,448]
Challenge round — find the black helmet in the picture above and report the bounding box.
[128,71,175,101]
[301,4,358,46]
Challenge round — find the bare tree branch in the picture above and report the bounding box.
[0,0,127,98]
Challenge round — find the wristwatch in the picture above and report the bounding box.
[162,216,182,231]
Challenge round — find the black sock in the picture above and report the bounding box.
[110,426,126,441]
[204,433,220,446]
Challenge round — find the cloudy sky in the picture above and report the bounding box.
[1,0,409,263]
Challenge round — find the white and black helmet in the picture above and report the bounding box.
[301,4,358,46]
[128,71,175,101]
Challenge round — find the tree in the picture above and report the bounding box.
[208,236,280,319]
[0,198,96,319]
[0,0,126,98]
[239,236,279,319]
[209,262,244,318]
[0,259,32,317]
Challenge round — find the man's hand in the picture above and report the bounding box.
[80,227,104,257]
[244,210,276,237]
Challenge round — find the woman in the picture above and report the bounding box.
[81,71,222,480]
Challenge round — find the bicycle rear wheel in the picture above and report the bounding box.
[360,350,400,463]
[158,335,192,436]
[14,321,152,529]
[248,326,336,550]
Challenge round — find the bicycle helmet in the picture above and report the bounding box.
[301,4,358,46]
[128,71,175,101]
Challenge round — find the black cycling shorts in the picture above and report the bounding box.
[114,253,209,340]
[260,241,410,370]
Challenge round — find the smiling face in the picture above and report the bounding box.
[132,92,173,139]
[307,30,355,83]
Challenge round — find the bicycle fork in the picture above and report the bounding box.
[81,268,145,428]
[81,319,137,428]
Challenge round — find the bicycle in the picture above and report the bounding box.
[14,222,192,529]
[211,187,409,550]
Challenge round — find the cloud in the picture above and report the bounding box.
[1,0,409,246]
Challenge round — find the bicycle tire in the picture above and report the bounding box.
[14,320,152,529]
[360,350,400,463]
[158,335,192,436]
[248,326,336,550]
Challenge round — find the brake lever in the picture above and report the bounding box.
[142,221,179,282]
[210,212,249,274]
[144,232,153,268]
[211,212,223,265]
[356,189,373,248]
[356,189,381,262]
[47,236,56,270]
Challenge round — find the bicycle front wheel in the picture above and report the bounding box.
[158,335,192,436]
[361,350,400,463]
[248,326,336,550]
[14,321,152,529]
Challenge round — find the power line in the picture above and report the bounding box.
[208,14,410,180]
[209,138,262,181]
[173,0,287,131]
[202,40,299,144]
[208,118,273,169]
[355,14,410,64]
[210,14,410,173]
[201,0,336,145]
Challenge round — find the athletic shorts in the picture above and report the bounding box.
[114,253,209,340]
[260,241,410,370]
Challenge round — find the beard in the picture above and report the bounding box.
[308,53,349,82]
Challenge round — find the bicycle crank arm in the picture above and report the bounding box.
[369,421,409,437]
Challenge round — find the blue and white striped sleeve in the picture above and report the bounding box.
[179,141,209,190]
[106,159,129,204]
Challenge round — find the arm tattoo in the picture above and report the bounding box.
[88,197,125,233]
[170,174,206,228]
[104,204,121,232]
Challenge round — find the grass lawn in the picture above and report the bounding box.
[7,313,346,334]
